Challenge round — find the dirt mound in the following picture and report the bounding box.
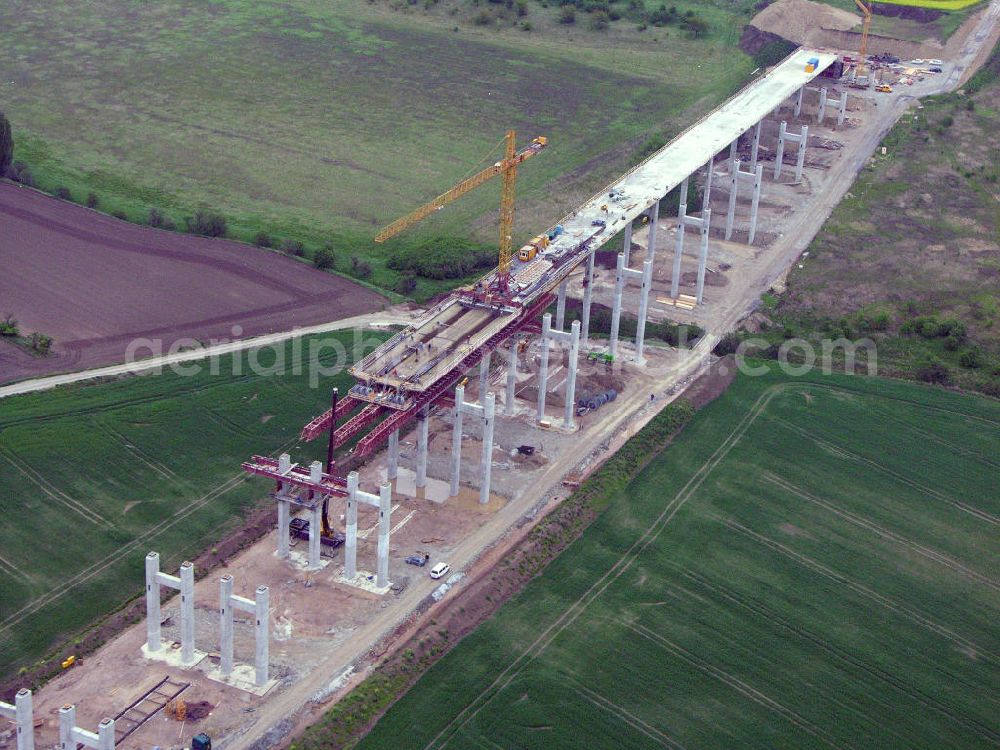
[750,0,859,46]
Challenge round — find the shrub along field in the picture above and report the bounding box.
[0,330,387,679]
[351,365,1000,749]
[0,0,758,298]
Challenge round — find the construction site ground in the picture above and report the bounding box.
[11,9,1000,747]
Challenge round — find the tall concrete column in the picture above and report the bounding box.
[794,86,804,117]
[179,561,195,666]
[609,253,625,358]
[704,157,715,208]
[555,281,568,332]
[276,494,290,559]
[479,393,496,504]
[415,406,428,488]
[505,345,517,416]
[794,124,809,183]
[750,121,762,172]
[634,261,653,367]
[695,208,713,304]
[537,313,551,421]
[17,689,34,750]
[818,87,827,123]
[219,575,234,678]
[646,201,659,263]
[748,167,763,245]
[308,503,322,570]
[145,552,161,653]
[621,221,633,268]
[728,139,738,173]
[774,121,787,179]
[254,585,269,686]
[479,350,491,405]
[450,384,464,496]
[580,247,595,348]
[58,705,74,750]
[345,472,358,579]
[838,92,848,126]
[387,429,399,481]
[671,203,686,299]
[563,320,581,429]
[726,158,740,240]
[376,483,392,585]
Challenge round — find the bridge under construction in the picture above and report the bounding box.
[243,49,838,569]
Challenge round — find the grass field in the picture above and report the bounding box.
[0,0,756,297]
[354,366,1000,749]
[0,330,387,678]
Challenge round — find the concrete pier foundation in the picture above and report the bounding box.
[725,160,764,243]
[479,393,496,503]
[415,406,428,488]
[537,313,551,420]
[58,706,115,750]
[775,122,808,182]
[479,350,491,405]
[794,86,804,117]
[450,384,497,502]
[823,90,848,126]
[345,472,393,585]
[555,280,568,332]
[580,246,595,348]
[818,87,828,123]
[144,553,197,665]
[750,121,762,171]
[505,344,517,416]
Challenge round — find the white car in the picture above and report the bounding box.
[911,58,925,65]
[928,59,943,66]
[429,562,451,579]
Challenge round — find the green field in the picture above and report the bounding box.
[0,0,756,296]
[355,366,1000,749]
[0,330,387,677]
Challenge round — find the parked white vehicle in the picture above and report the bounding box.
[429,562,451,579]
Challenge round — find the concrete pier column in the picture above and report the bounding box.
[621,220,633,267]
[345,472,359,579]
[726,159,740,240]
[479,394,496,504]
[704,157,715,207]
[278,453,291,474]
[415,406,428,488]
[144,552,161,653]
[376,483,392,585]
[646,201,660,263]
[97,719,115,750]
[58,705,74,750]
[179,561,195,665]
[387,429,399,481]
[555,280,568,332]
[505,345,517,416]
[671,204,686,299]
[450,384,464,496]
[774,122,787,179]
[838,92,848,126]
[479,350,491,405]
[748,166,763,244]
[729,139,738,173]
[608,253,625,358]
[537,313,551,420]
[794,86,804,117]
[219,575,234,678]
[818,87,827,123]
[563,320,581,428]
[750,121,762,171]
[16,688,34,750]
[695,208,713,304]
[308,503,322,570]
[276,495,290,559]
[580,247,595,348]
[635,260,653,366]
[254,585,269,686]
[794,125,809,183]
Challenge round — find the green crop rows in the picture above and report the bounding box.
[356,366,1000,749]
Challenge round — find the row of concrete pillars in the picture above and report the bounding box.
[144,552,270,687]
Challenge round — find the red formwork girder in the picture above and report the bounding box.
[353,292,554,458]
[241,455,348,496]
[330,403,385,449]
[300,394,360,442]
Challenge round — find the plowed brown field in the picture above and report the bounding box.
[0,183,384,383]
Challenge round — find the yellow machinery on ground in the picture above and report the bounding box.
[374,131,547,294]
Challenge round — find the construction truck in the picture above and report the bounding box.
[875,84,893,93]
[517,233,549,262]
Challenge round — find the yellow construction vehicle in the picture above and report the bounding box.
[517,233,549,262]
[375,131,547,294]
[875,84,893,93]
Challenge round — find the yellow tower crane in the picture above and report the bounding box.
[854,0,873,78]
[374,130,547,294]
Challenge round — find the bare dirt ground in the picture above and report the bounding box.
[0,183,386,384]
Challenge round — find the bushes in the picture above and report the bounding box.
[280,239,306,257]
[253,232,273,248]
[559,5,576,23]
[55,186,72,201]
[184,210,227,238]
[0,315,19,337]
[148,208,176,231]
[314,247,336,270]
[351,256,373,279]
[916,357,949,384]
[387,237,495,280]
[0,111,11,178]
[395,274,418,295]
[85,192,99,209]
